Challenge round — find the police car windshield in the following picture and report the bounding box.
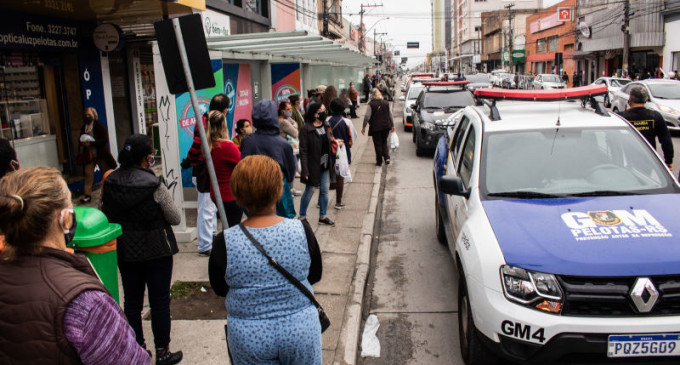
[407,86,424,100]
[423,91,475,109]
[482,127,676,198]
[610,79,630,87]
[647,83,680,99]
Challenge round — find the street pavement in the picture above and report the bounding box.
[73,102,386,364]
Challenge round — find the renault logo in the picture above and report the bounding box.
[630,278,659,313]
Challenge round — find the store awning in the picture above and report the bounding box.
[207,31,376,67]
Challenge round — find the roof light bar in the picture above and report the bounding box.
[474,85,608,101]
[421,81,470,86]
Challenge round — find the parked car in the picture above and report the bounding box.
[592,77,631,107]
[489,69,508,87]
[532,74,566,89]
[399,84,426,131]
[610,79,680,130]
[433,85,680,364]
[411,81,475,156]
[464,74,493,93]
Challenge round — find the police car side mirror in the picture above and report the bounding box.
[399,96,405,101]
[438,175,470,199]
[410,104,417,110]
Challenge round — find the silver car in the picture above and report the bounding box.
[592,77,631,107]
[609,79,680,130]
[532,74,566,89]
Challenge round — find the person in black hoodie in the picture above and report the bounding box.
[241,100,297,218]
[102,134,183,365]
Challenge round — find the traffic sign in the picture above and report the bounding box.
[557,7,573,22]
[407,42,419,49]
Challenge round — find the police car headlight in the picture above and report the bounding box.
[422,122,435,131]
[405,108,412,115]
[501,265,563,314]
[656,103,680,115]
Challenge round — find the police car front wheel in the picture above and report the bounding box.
[459,273,499,365]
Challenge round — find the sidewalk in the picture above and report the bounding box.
[120,104,385,364]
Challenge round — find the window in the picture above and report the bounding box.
[296,0,301,20]
[673,52,680,73]
[451,117,471,168]
[564,43,574,52]
[537,38,546,53]
[459,126,476,188]
[244,0,268,17]
[548,35,559,52]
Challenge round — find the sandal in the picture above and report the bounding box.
[318,217,335,226]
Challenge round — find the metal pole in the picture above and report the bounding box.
[622,0,630,77]
[171,18,229,230]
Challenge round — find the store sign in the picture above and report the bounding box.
[473,54,481,64]
[223,63,252,137]
[194,8,230,38]
[93,23,123,52]
[557,7,573,22]
[530,13,561,34]
[131,50,146,135]
[271,63,301,103]
[78,48,107,128]
[502,50,510,62]
[0,11,80,51]
[512,49,526,62]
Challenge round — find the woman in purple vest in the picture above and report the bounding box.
[0,166,150,364]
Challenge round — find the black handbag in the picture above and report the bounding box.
[239,224,331,333]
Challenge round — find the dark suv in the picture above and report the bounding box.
[411,83,475,156]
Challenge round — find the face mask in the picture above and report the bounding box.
[60,209,77,245]
[84,116,94,123]
[317,111,328,121]
[284,111,293,118]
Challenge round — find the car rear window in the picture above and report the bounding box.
[610,79,631,87]
[648,83,680,99]
[423,91,475,108]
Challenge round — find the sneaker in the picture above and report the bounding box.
[298,216,307,221]
[318,217,335,226]
[156,348,183,365]
[385,159,391,165]
[197,250,211,257]
[295,172,301,178]
[334,203,345,210]
[291,188,302,196]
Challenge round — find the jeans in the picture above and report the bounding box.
[196,191,217,253]
[299,169,329,218]
[371,130,390,165]
[118,256,173,349]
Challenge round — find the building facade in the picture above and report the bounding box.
[664,0,680,74]
[525,0,576,81]
[480,8,536,74]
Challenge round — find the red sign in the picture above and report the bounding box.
[557,7,573,22]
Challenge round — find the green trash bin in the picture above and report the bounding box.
[69,207,123,304]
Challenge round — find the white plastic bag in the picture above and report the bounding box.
[390,131,399,151]
[361,314,381,358]
[335,145,352,182]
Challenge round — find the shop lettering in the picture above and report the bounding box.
[83,68,92,100]
[43,0,75,13]
[501,320,546,343]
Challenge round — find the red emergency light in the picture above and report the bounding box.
[412,73,434,77]
[421,81,470,86]
[474,84,608,101]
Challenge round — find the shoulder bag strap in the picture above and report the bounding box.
[238,224,323,309]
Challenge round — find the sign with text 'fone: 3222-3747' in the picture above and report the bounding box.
[407,42,419,49]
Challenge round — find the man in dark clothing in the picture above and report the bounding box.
[572,71,581,87]
[241,100,297,218]
[361,89,395,166]
[362,74,371,102]
[617,86,674,170]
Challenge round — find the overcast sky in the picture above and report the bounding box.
[341,0,433,69]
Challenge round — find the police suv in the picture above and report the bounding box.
[433,85,680,364]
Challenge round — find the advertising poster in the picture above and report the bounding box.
[223,63,252,137]
[176,59,224,188]
[271,63,301,103]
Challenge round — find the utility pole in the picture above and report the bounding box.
[323,0,329,37]
[505,3,515,72]
[374,29,387,56]
[359,3,382,54]
[622,0,630,77]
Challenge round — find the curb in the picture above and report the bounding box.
[334,163,383,365]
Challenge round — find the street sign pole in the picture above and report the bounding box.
[171,17,229,230]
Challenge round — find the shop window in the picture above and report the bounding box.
[672,52,680,73]
[548,36,559,52]
[537,38,546,53]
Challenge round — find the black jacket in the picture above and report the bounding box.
[102,166,179,262]
[617,106,674,164]
[367,99,393,136]
[79,120,117,171]
[299,121,336,187]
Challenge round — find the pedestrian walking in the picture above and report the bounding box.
[299,102,340,225]
[562,71,569,86]
[77,107,117,204]
[207,111,243,227]
[0,166,151,364]
[289,94,305,129]
[208,155,323,365]
[363,74,371,103]
[573,71,581,87]
[328,98,353,209]
[321,85,338,111]
[181,94,229,256]
[241,100,297,218]
[231,119,253,147]
[348,82,359,118]
[278,101,301,196]
[362,88,395,166]
[616,86,674,171]
[102,134,183,365]
[0,138,18,179]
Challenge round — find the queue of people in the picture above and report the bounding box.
[0,75,392,364]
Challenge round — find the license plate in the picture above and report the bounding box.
[608,334,680,358]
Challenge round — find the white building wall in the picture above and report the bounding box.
[295,0,319,34]
[664,16,680,73]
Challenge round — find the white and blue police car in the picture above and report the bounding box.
[433,85,680,364]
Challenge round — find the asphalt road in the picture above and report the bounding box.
[360,83,464,365]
